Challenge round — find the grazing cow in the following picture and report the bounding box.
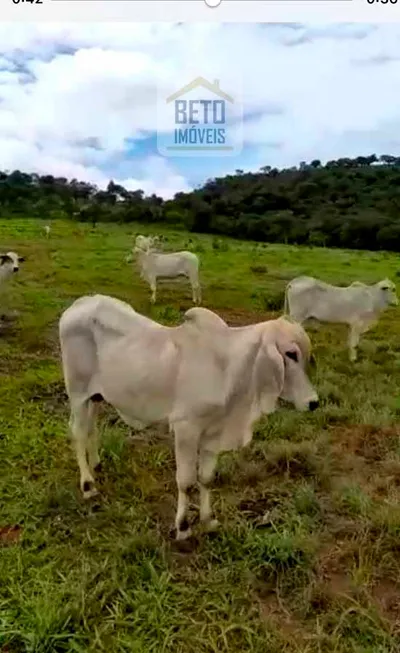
[43,225,51,238]
[0,251,25,284]
[134,247,201,304]
[134,234,159,252]
[59,295,319,540]
[284,276,398,361]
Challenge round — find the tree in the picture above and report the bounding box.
[2,152,400,252]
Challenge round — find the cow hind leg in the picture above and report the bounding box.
[348,322,362,362]
[174,422,200,541]
[194,282,202,305]
[149,278,157,304]
[348,320,371,362]
[191,282,201,305]
[86,396,102,473]
[198,447,219,533]
[189,273,201,305]
[69,400,99,499]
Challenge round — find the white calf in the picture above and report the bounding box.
[59,296,319,540]
[134,247,201,304]
[284,276,398,361]
[43,225,51,238]
[0,251,25,284]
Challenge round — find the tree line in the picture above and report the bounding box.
[2,153,400,251]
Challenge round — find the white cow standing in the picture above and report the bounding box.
[134,234,159,252]
[43,225,51,238]
[59,295,319,540]
[284,276,398,361]
[0,252,25,318]
[134,247,201,304]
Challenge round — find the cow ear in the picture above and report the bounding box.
[18,256,25,262]
[224,335,285,417]
[0,254,10,264]
[285,349,298,362]
[254,342,285,412]
[284,342,302,363]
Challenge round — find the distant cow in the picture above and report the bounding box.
[134,247,201,304]
[0,251,25,284]
[59,295,319,540]
[43,225,51,238]
[284,276,398,361]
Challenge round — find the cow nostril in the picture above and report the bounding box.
[309,400,319,411]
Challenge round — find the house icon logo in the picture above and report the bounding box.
[157,75,242,158]
[166,77,234,104]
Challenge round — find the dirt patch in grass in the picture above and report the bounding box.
[372,579,400,629]
[331,424,400,462]
[250,264,268,275]
[311,537,400,633]
[0,352,37,376]
[0,311,20,324]
[20,320,62,359]
[216,307,273,326]
[296,540,362,623]
[237,491,290,520]
[329,424,400,496]
[215,456,273,489]
[322,514,362,539]
[256,590,312,646]
[28,379,68,413]
[316,542,355,594]
[0,524,23,546]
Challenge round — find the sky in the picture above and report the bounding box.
[1,22,400,199]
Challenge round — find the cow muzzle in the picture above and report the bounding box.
[309,399,319,411]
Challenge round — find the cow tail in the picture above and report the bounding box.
[283,283,290,316]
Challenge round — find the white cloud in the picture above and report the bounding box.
[0,23,400,197]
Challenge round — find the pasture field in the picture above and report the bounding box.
[1,218,400,653]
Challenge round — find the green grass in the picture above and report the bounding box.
[1,218,400,652]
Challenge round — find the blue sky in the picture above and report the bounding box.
[0,23,400,197]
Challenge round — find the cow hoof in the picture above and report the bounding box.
[83,489,99,500]
[82,482,99,500]
[204,519,220,533]
[83,488,98,501]
[176,527,192,541]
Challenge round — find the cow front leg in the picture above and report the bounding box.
[174,423,199,540]
[198,447,219,533]
[348,322,362,362]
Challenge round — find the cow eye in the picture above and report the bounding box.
[285,350,298,362]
